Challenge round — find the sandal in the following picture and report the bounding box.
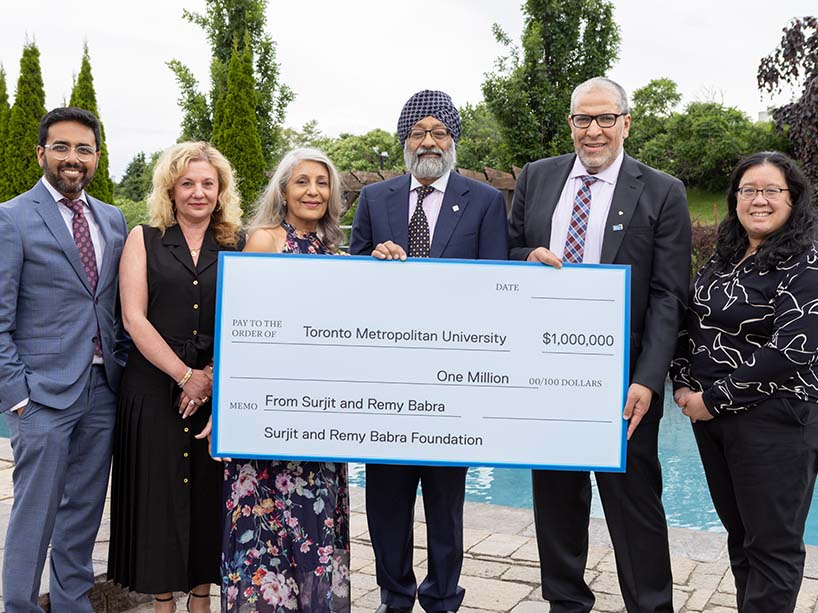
[187,591,209,612]
[154,595,175,612]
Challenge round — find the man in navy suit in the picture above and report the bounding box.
[509,77,691,613]
[350,90,507,613]
[0,107,129,612]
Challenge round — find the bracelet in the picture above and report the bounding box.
[177,366,193,388]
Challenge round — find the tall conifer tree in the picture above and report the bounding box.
[0,66,10,200]
[70,42,114,202]
[168,0,292,163]
[211,36,265,205]
[3,41,46,199]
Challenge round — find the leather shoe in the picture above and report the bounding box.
[375,605,412,613]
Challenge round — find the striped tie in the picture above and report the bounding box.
[563,176,597,263]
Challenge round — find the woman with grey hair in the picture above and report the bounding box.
[245,147,345,254]
[218,148,350,612]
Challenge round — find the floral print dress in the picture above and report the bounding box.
[221,223,350,612]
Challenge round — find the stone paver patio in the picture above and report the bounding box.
[1,438,818,612]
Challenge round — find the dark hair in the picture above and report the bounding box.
[706,151,816,276]
[38,107,101,151]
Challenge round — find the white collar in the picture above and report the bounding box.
[410,170,451,194]
[569,151,624,185]
[41,176,89,207]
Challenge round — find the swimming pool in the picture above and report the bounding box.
[348,382,818,545]
[3,385,816,543]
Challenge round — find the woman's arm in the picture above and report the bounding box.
[119,226,211,414]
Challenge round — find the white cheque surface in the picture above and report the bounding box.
[213,254,630,471]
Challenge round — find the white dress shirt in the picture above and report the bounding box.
[549,152,624,264]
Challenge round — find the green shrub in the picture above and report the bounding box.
[116,198,149,230]
[691,222,718,276]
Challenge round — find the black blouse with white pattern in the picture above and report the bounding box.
[670,243,818,416]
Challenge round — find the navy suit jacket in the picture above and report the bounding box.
[0,180,129,412]
[349,171,508,260]
[508,153,692,399]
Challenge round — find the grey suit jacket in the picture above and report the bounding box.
[508,153,692,398]
[0,180,129,412]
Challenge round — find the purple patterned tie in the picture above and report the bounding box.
[61,198,102,357]
[563,176,598,263]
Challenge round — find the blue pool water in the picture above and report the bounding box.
[3,386,817,544]
[348,383,818,545]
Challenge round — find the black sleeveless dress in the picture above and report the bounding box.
[108,223,240,593]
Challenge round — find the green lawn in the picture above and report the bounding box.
[687,187,726,225]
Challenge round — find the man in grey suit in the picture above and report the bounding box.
[0,107,129,612]
[508,77,691,613]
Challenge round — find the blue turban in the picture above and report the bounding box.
[397,90,462,146]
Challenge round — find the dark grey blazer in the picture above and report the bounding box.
[509,153,692,398]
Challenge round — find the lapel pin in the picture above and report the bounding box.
[612,224,624,232]
[452,204,460,212]
[618,210,624,215]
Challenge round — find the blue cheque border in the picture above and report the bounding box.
[212,252,631,472]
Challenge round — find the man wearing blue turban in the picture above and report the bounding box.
[350,90,508,613]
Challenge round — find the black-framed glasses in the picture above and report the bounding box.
[569,113,626,129]
[407,128,450,142]
[736,187,790,200]
[42,143,97,162]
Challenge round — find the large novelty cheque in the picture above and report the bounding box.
[213,254,630,472]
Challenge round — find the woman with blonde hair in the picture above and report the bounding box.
[108,141,243,612]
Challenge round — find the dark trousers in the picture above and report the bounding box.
[532,417,673,613]
[693,396,818,613]
[366,463,467,612]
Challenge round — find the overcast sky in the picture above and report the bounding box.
[0,0,813,180]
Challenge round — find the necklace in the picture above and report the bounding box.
[283,219,317,238]
[181,224,206,257]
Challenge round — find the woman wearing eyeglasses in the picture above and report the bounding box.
[671,151,818,612]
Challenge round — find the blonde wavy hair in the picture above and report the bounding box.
[248,148,344,253]
[147,141,243,247]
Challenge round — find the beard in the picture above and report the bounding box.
[43,160,95,196]
[404,142,457,180]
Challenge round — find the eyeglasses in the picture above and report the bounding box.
[736,187,790,200]
[42,143,97,162]
[569,113,626,129]
[407,128,450,142]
